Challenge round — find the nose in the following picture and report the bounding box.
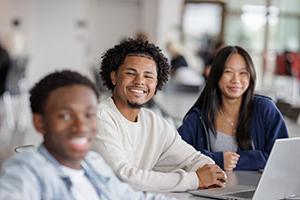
[231,72,240,83]
[133,74,144,85]
[72,115,89,133]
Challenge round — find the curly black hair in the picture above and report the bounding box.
[30,70,99,114]
[100,38,170,90]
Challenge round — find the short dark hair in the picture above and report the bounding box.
[30,70,99,114]
[100,38,170,91]
[188,46,256,150]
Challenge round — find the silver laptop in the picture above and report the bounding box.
[189,137,300,200]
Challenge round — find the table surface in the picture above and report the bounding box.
[163,171,261,200]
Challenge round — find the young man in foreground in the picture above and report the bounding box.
[0,70,169,200]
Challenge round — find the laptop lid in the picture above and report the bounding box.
[252,137,300,200]
[189,137,300,200]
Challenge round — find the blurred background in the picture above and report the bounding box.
[1,0,300,166]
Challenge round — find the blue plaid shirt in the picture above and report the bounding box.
[0,145,170,200]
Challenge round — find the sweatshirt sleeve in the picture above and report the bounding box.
[235,98,289,170]
[178,110,224,168]
[92,112,214,192]
[87,153,175,200]
[155,118,215,173]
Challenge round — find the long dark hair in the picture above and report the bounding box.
[188,46,256,150]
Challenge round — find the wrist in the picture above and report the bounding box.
[196,169,205,188]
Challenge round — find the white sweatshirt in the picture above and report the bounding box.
[92,97,214,192]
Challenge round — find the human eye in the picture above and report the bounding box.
[223,69,232,74]
[145,74,155,79]
[58,112,72,121]
[240,71,250,76]
[85,111,97,119]
[125,70,135,76]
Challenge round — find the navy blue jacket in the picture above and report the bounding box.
[178,95,289,171]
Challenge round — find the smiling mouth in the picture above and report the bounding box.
[128,88,147,95]
[70,137,88,145]
[228,86,241,90]
[68,136,91,152]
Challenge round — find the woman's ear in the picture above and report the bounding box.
[110,71,116,86]
[33,114,46,135]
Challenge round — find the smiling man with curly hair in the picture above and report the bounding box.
[92,39,227,192]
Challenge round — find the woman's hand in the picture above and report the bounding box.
[223,151,240,171]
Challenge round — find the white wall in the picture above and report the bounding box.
[0,0,182,86]
[87,0,141,67]
[139,0,159,42]
[27,0,90,82]
[156,0,184,50]
[0,0,162,86]
[0,0,30,40]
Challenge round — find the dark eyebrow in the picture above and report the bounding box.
[225,66,248,70]
[124,67,137,72]
[124,67,157,75]
[56,105,97,112]
[144,71,156,75]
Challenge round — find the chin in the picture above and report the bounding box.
[71,150,88,159]
[71,155,86,163]
[228,95,243,100]
[127,101,147,108]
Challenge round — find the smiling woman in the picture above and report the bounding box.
[178,45,288,171]
[218,53,250,101]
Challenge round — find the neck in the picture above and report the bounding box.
[59,160,81,170]
[221,97,242,116]
[112,96,140,122]
[44,144,82,170]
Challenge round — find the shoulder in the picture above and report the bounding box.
[98,97,115,116]
[253,94,273,103]
[0,152,43,198]
[85,151,107,165]
[253,95,277,110]
[85,151,115,176]
[140,107,174,129]
[184,107,203,121]
[1,150,46,175]
[140,107,161,120]
[179,107,204,134]
[3,150,41,165]
[97,97,121,126]
[139,108,179,142]
[252,95,282,118]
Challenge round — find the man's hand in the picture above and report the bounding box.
[196,164,227,188]
[223,152,240,171]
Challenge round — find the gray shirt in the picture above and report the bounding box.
[209,130,238,152]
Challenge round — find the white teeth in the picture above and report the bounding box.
[130,89,144,94]
[70,137,88,145]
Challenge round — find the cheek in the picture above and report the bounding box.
[218,78,226,89]
[48,119,71,134]
[148,81,157,92]
[119,75,132,84]
[92,121,98,132]
[89,119,98,130]
[220,74,231,82]
[243,78,250,88]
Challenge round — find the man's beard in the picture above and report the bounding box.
[127,100,150,109]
